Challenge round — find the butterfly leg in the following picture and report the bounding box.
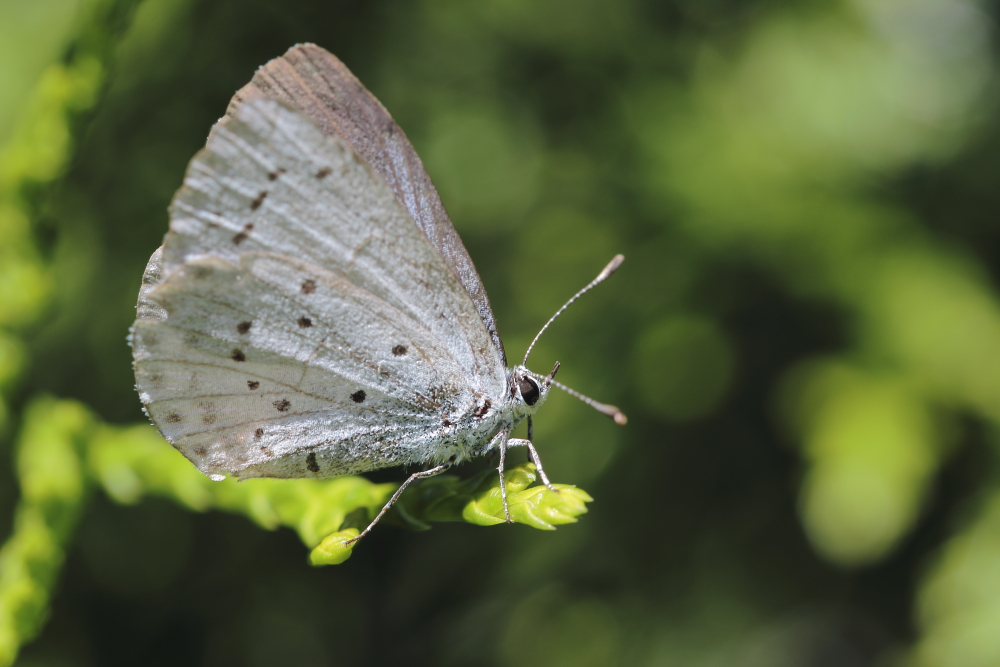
[345,460,453,546]
[506,438,557,492]
[521,417,556,490]
[497,429,513,524]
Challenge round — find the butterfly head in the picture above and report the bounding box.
[512,360,628,426]
[511,364,554,416]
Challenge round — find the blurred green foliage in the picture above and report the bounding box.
[3,0,1000,664]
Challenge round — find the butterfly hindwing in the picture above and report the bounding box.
[135,252,476,478]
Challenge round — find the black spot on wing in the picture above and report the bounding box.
[316,167,331,179]
[301,279,316,294]
[189,265,214,280]
[351,390,366,403]
[237,321,252,334]
[250,191,268,210]
[200,401,217,425]
[273,399,291,412]
[306,452,319,473]
[392,345,407,356]
[194,445,207,456]
[297,316,312,328]
[267,167,286,181]
[247,380,260,390]
[231,349,246,362]
[233,223,253,245]
[165,413,182,423]
[474,399,492,418]
[254,427,264,439]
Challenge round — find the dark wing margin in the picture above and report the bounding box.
[224,43,506,366]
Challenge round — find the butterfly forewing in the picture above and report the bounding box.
[227,44,507,365]
[165,98,503,391]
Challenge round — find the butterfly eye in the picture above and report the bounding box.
[518,377,540,406]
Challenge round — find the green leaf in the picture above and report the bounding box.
[308,529,360,566]
[391,462,593,531]
[86,424,594,567]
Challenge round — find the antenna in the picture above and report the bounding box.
[522,254,624,366]
[528,371,627,425]
[521,255,627,425]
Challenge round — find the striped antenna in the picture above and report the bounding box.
[528,372,627,425]
[522,254,624,366]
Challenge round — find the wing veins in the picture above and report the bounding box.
[148,263,461,404]
[139,358,390,408]
[173,409,431,440]
[148,390,426,418]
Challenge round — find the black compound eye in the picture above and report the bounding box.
[519,377,540,406]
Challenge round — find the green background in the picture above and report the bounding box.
[3,0,1000,665]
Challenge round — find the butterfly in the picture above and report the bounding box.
[131,44,624,544]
